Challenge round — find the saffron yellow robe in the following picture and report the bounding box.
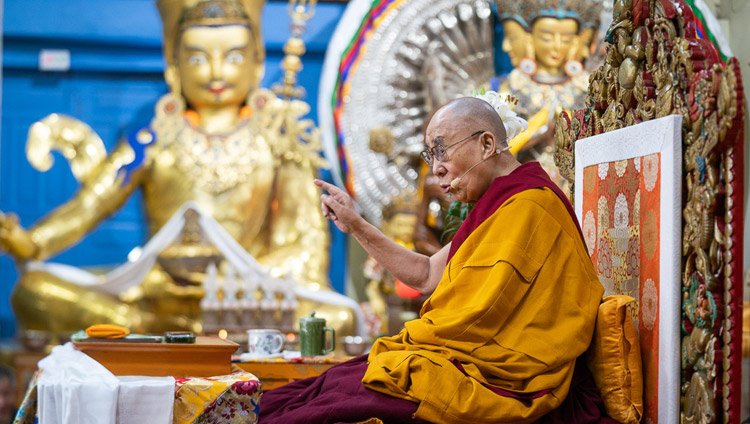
[362,187,604,423]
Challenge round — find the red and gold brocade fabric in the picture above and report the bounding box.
[174,368,261,424]
[580,154,660,424]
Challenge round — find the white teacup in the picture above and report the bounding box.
[247,329,285,357]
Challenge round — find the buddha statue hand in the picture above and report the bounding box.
[26,114,107,182]
[0,211,37,260]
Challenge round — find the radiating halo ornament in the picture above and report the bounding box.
[319,0,495,225]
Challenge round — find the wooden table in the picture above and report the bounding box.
[235,355,353,390]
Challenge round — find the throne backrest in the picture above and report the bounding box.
[553,0,745,422]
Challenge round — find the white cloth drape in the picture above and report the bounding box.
[24,201,213,294]
[23,201,368,337]
[37,343,174,424]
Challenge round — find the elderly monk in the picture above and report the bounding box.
[259,97,613,424]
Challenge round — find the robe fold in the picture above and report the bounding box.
[257,355,424,424]
[362,164,604,423]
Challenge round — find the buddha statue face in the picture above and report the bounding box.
[501,20,530,67]
[176,24,260,109]
[530,17,579,76]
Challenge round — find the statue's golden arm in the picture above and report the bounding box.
[262,159,331,286]
[26,141,146,260]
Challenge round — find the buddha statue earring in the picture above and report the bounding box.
[519,58,537,76]
[564,60,583,77]
[518,44,537,76]
[245,62,267,111]
[157,66,186,118]
[564,40,583,77]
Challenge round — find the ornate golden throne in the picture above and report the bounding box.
[554,0,745,422]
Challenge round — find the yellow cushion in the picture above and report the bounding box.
[586,295,644,424]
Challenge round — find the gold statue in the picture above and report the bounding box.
[496,0,602,116]
[0,0,357,342]
[495,0,602,189]
[495,1,534,69]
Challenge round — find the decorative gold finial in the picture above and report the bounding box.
[272,0,318,99]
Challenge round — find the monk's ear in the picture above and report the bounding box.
[480,132,496,159]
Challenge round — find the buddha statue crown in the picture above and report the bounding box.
[522,0,602,31]
[156,0,266,67]
[181,1,249,26]
[495,0,539,30]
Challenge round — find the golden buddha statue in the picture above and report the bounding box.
[495,0,602,188]
[496,0,602,116]
[0,0,358,343]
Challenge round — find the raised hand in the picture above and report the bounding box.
[0,211,37,259]
[313,179,363,234]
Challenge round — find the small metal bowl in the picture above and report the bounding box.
[342,336,369,356]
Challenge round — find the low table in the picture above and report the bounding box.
[234,355,353,390]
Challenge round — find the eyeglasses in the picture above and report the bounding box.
[420,130,485,166]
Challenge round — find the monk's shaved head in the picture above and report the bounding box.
[434,97,508,146]
[423,96,521,203]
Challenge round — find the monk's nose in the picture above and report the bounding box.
[432,161,446,178]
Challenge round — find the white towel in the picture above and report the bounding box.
[37,343,174,424]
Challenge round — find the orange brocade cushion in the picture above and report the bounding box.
[586,295,644,424]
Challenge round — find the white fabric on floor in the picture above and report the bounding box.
[37,343,174,424]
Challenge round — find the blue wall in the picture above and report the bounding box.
[0,0,347,339]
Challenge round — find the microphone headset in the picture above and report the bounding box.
[449,145,511,190]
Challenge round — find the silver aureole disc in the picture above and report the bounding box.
[340,0,495,226]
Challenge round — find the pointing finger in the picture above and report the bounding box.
[313,179,341,196]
